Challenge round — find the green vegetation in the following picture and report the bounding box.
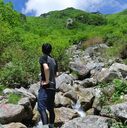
[7,93,22,104]
[0,84,6,95]
[0,0,127,87]
[99,79,127,105]
[111,121,127,128]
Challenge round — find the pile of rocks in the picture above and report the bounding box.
[0,44,127,128]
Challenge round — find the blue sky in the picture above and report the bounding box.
[4,0,127,16]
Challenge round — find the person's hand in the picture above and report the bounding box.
[41,81,49,86]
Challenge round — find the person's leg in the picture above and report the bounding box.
[38,109,48,125]
[48,108,55,124]
[37,88,49,125]
[47,90,55,128]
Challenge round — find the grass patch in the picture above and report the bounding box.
[111,121,127,128]
[7,93,22,104]
[0,85,6,95]
[98,79,127,105]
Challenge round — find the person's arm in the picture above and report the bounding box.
[42,63,50,85]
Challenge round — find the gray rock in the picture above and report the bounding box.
[77,88,98,111]
[55,92,72,107]
[64,90,78,103]
[80,78,97,88]
[55,107,79,124]
[18,97,33,121]
[15,87,36,108]
[86,62,104,71]
[102,84,115,97]
[56,73,73,89]
[66,18,74,29]
[101,102,127,122]
[2,122,27,128]
[58,83,73,93]
[0,104,24,124]
[0,123,4,128]
[62,115,112,128]
[32,103,40,125]
[3,88,16,95]
[28,82,40,97]
[96,68,121,83]
[109,63,127,78]
[123,95,127,101]
[69,62,90,80]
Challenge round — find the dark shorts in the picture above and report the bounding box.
[37,86,55,111]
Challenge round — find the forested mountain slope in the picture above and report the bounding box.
[0,0,127,86]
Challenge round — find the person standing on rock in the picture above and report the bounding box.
[38,43,58,128]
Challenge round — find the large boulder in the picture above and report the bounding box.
[56,73,73,89]
[55,92,72,107]
[15,87,36,108]
[0,103,24,124]
[61,115,112,128]
[58,83,73,93]
[96,68,121,83]
[18,97,33,121]
[66,18,75,29]
[109,63,127,78]
[55,107,79,124]
[77,87,101,111]
[28,82,40,97]
[2,122,27,128]
[32,103,40,125]
[3,88,16,95]
[64,90,78,103]
[80,78,97,88]
[101,102,127,122]
[69,62,90,80]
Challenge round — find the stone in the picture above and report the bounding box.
[61,115,112,128]
[69,62,90,80]
[80,78,97,88]
[15,87,36,108]
[64,90,78,103]
[56,73,73,89]
[2,122,27,128]
[101,102,127,122]
[3,88,15,95]
[18,97,33,121]
[97,68,121,83]
[29,82,40,97]
[55,107,79,124]
[0,103,24,124]
[55,92,72,107]
[58,83,73,93]
[109,63,127,78]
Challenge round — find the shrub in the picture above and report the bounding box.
[111,121,127,128]
[81,36,104,49]
[0,84,6,95]
[98,79,127,105]
[76,13,106,26]
[7,93,22,104]
[120,44,127,59]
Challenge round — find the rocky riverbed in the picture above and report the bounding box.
[0,44,127,128]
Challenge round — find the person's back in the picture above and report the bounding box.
[47,55,57,88]
[38,43,57,128]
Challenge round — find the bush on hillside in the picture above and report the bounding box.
[120,44,127,59]
[1,1,127,87]
[81,37,104,49]
[76,13,106,26]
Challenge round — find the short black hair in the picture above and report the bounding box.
[42,43,52,55]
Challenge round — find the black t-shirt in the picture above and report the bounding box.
[39,54,58,89]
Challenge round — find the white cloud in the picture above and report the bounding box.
[22,0,127,16]
[22,0,76,16]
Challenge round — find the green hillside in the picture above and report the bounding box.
[0,0,127,87]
